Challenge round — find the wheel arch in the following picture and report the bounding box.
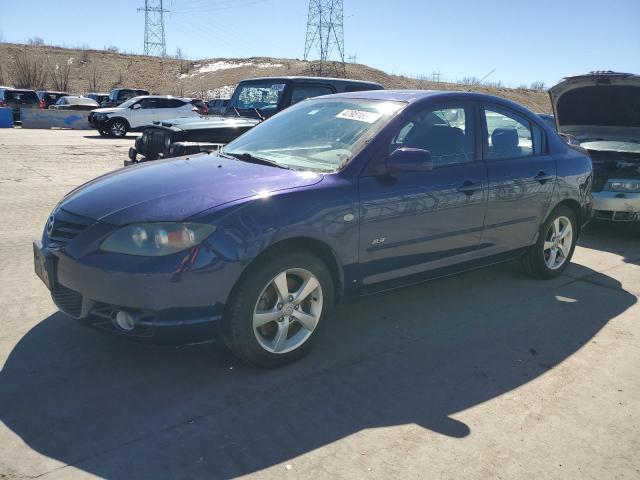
[234,236,345,304]
[553,198,583,235]
[108,116,130,129]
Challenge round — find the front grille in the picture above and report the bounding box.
[47,209,94,247]
[52,284,83,318]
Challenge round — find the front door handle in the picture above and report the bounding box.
[458,180,477,196]
[534,171,554,184]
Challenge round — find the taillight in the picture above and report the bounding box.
[0,100,7,108]
[192,107,199,113]
[39,100,46,109]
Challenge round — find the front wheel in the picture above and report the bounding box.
[522,205,577,278]
[222,252,334,368]
[108,119,128,138]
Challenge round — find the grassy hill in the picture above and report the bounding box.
[0,43,551,112]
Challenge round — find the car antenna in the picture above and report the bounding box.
[467,68,496,92]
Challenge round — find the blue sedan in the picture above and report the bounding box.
[34,90,593,368]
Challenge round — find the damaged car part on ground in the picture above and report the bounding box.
[126,76,384,164]
[550,71,640,224]
[35,90,592,368]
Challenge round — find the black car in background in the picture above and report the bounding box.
[37,91,70,109]
[128,76,384,163]
[84,92,110,105]
[0,88,39,121]
[207,98,229,115]
[50,96,100,111]
[101,88,150,107]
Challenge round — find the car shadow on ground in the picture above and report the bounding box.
[579,221,640,264]
[0,264,636,478]
[82,134,138,140]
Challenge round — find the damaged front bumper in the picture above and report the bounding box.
[592,191,640,222]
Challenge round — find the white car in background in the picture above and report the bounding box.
[88,96,201,137]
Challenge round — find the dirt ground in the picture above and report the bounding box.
[0,129,638,480]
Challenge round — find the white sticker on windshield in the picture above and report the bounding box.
[336,109,381,124]
[271,84,285,92]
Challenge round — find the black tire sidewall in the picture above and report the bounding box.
[223,252,334,368]
[533,205,578,278]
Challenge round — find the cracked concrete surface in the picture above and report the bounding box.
[0,129,638,479]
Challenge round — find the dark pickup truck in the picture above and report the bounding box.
[127,76,383,164]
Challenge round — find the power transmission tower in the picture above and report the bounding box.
[303,0,345,77]
[138,0,169,57]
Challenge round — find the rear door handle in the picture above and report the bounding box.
[534,171,554,183]
[458,180,477,196]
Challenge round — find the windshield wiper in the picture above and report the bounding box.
[222,152,290,170]
[253,107,265,121]
[232,107,241,117]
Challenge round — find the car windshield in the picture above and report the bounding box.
[222,98,405,172]
[226,81,287,117]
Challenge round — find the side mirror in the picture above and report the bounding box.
[132,103,142,110]
[386,147,433,173]
[558,133,581,146]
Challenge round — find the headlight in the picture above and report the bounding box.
[164,135,172,149]
[141,132,149,144]
[605,180,640,193]
[100,223,216,256]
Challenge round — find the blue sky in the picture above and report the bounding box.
[1,0,639,87]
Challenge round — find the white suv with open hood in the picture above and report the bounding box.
[550,71,640,223]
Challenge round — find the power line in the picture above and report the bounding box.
[138,0,169,57]
[303,0,345,76]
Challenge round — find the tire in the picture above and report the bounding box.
[107,119,128,138]
[222,251,334,368]
[522,205,577,278]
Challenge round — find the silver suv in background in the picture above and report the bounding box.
[550,71,640,224]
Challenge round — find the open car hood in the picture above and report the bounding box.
[549,72,640,150]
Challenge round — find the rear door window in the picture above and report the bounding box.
[483,106,533,160]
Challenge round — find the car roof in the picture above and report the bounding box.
[240,76,383,87]
[130,95,192,101]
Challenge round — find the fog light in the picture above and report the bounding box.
[115,311,136,331]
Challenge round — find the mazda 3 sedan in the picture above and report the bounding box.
[34,90,593,368]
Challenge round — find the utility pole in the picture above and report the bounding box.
[304,0,345,77]
[138,0,169,57]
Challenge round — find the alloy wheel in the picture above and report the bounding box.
[543,215,573,270]
[110,122,126,137]
[253,268,323,354]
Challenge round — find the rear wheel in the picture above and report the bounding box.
[522,205,577,278]
[222,252,334,368]
[108,119,128,138]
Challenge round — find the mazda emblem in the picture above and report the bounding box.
[46,215,55,236]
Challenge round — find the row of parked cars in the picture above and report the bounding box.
[32,70,639,367]
[0,86,228,122]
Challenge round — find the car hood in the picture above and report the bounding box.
[91,107,124,115]
[160,115,260,131]
[549,73,640,150]
[59,154,323,225]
